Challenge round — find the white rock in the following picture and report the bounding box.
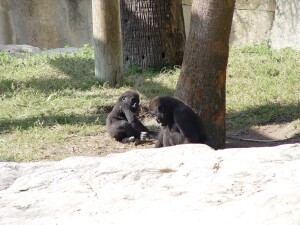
[229,8,274,46]
[41,47,80,55]
[0,44,41,54]
[0,144,300,225]
[270,0,300,50]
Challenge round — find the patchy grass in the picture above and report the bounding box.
[227,44,300,131]
[0,44,299,162]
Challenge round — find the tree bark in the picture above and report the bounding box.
[175,0,235,149]
[92,0,123,86]
[120,0,185,69]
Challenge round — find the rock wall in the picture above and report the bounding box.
[229,0,276,46]
[0,0,299,50]
[1,144,300,224]
[0,0,93,49]
[270,0,300,50]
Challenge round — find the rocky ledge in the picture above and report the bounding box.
[0,44,80,56]
[0,143,300,225]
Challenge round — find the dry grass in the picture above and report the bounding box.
[0,44,299,162]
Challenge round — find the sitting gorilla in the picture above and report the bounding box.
[149,96,209,147]
[106,90,157,143]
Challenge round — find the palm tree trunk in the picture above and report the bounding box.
[120,0,185,69]
[175,0,235,149]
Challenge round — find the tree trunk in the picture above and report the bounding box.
[92,0,123,86]
[175,0,235,149]
[120,0,185,69]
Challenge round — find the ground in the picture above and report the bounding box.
[226,122,300,148]
[49,105,299,160]
[1,45,299,162]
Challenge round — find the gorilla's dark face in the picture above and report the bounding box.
[121,91,140,114]
[129,96,139,113]
[153,105,169,126]
[149,96,209,148]
[149,97,170,126]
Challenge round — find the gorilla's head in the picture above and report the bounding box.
[119,90,140,114]
[149,96,174,126]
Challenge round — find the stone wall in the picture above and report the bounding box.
[184,0,300,50]
[270,0,300,50]
[184,0,274,45]
[0,0,299,50]
[0,0,93,49]
[229,0,276,46]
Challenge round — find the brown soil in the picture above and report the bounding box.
[226,122,300,148]
[49,106,299,160]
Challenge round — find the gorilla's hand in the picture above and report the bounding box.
[121,136,136,143]
[140,131,148,141]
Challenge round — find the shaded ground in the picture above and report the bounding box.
[226,123,300,148]
[42,105,299,160]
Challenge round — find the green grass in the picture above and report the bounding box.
[227,44,300,129]
[0,44,299,161]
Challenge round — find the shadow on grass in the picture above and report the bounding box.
[0,56,97,97]
[0,77,100,97]
[49,55,175,98]
[226,103,300,148]
[1,54,174,135]
[48,55,95,78]
[2,54,298,149]
[1,56,174,101]
[0,113,107,134]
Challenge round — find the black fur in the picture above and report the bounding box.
[149,96,209,147]
[106,90,157,143]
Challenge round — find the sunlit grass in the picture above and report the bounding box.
[0,44,299,161]
[227,44,300,129]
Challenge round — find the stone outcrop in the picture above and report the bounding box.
[0,44,81,56]
[1,143,300,225]
[0,0,93,49]
[0,44,41,54]
[229,0,276,46]
[270,0,300,50]
[0,0,299,49]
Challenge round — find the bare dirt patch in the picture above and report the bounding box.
[42,106,299,161]
[60,122,299,161]
[226,122,300,148]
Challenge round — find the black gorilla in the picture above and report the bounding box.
[149,96,209,148]
[106,90,157,143]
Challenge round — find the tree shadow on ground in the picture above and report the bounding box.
[0,55,97,97]
[48,55,174,97]
[3,54,298,150]
[226,103,300,148]
[1,55,174,134]
[0,113,107,134]
[48,55,95,78]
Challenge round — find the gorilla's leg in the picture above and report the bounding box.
[154,130,164,148]
[164,130,185,146]
[108,121,140,142]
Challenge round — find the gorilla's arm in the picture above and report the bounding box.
[123,108,158,139]
[155,129,164,147]
[123,108,148,131]
[173,110,200,143]
[122,107,135,123]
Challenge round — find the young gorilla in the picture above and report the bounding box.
[106,90,157,143]
[149,96,209,148]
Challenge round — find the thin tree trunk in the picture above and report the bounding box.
[120,0,185,69]
[175,0,235,149]
[92,0,123,86]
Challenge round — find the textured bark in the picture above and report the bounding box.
[92,0,123,86]
[120,0,185,69]
[175,0,235,149]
